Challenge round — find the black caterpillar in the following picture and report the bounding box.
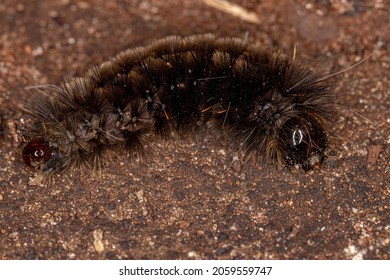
[22,34,337,177]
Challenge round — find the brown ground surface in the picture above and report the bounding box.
[0,0,389,260]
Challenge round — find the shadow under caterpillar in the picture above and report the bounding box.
[22,34,338,179]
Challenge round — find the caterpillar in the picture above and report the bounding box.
[21,34,337,179]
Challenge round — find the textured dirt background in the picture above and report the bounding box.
[0,0,389,259]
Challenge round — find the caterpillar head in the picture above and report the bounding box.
[279,117,328,170]
[22,138,61,173]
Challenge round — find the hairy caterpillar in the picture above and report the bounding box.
[22,34,337,178]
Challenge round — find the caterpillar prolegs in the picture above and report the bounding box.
[22,34,337,177]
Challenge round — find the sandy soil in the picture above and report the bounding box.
[0,0,389,259]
